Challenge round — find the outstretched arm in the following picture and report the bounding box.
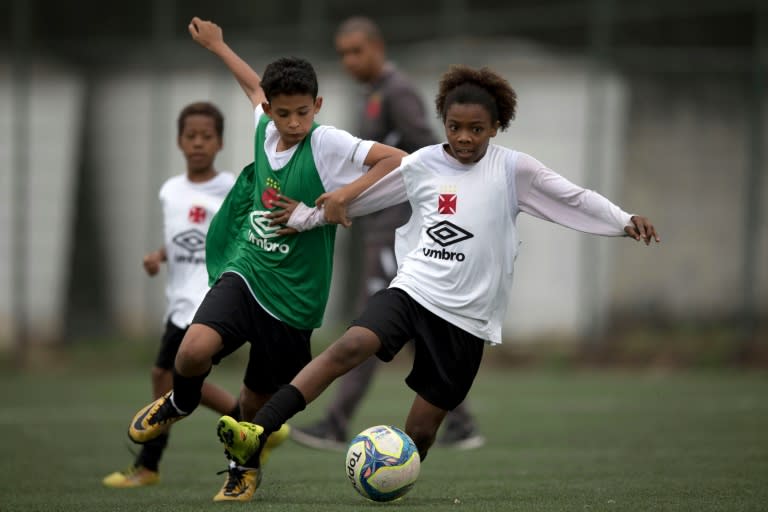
[516,152,660,244]
[188,17,266,108]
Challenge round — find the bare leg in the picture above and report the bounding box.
[293,326,382,404]
[404,395,448,462]
[325,356,380,435]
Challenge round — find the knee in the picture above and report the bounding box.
[175,329,218,374]
[325,327,378,368]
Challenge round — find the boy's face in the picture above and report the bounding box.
[335,31,383,83]
[178,114,223,173]
[443,103,499,165]
[264,94,323,148]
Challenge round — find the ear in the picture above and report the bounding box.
[314,96,323,113]
[262,101,273,118]
[490,120,501,138]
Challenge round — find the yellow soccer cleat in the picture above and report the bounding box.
[260,423,291,466]
[102,465,160,488]
[212,464,262,502]
[216,416,264,466]
[128,391,187,444]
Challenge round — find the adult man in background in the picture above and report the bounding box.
[290,16,485,451]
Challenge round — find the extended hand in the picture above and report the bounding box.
[142,251,163,276]
[625,215,660,245]
[267,195,300,235]
[316,190,351,227]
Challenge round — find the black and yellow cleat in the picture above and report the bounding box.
[212,463,262,502]
[128,391,187,444]
[102,465,160,488]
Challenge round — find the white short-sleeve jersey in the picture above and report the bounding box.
[254,105,375,191]
[159,171,235,328]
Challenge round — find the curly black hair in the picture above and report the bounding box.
[261,57,319,101]
[435,65,517,131]
[177,101,224,138]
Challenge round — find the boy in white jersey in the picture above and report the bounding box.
[103,102,240,488]
[212,65,660,484]
[123,17,405,502]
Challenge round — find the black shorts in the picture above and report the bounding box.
[351,287,485,411]
[192,272,313,394]
[155,319,188,370]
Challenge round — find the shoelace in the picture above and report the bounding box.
[147,398,181,426]
[216,466,245,493]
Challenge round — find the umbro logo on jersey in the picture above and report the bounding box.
[426,221,473,247]
[423,221,473,262]
[172,229,206,264]
[173,229,206,253]
[249,210,290,254]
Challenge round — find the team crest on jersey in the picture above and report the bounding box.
[188,205,207,224]
[438,185,457,214]
[366,93,382,119]
[262,177,281,209]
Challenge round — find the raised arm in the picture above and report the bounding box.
[188,17,266,108]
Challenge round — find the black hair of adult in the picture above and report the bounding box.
[261,57,319,102]
[177,101,224,138]
[335,16,384,43]
[435,65,517,131]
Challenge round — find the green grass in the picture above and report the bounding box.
[0,356,766,511]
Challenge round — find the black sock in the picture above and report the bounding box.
[171,367,210,414]
[228,403,241,421]
[135,432,169,472]
[243,385,306,467]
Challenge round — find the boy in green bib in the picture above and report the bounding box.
[126,17,405,502]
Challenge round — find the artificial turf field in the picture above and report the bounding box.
[1,352,766,511]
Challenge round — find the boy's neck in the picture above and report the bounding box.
[187,168,217,183]
[276,137,301,152]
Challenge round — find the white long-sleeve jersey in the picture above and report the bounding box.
[290,143,632,343]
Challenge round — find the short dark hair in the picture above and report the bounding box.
[261,57,319,102]
[435,66,517,131]
[177,101,224,138]
[335,16,383,42]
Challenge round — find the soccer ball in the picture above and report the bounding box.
[345,425,421,502]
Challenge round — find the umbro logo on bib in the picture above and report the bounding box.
[248,210,290,254]
[249,211,280,239]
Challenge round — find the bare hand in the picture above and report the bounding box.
[316,190,351,227]
[266,194,300,235]
[624,215,660,245]
[188,17,223,50]
[143,251,163,276]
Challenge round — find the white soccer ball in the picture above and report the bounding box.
[345,425,421,502]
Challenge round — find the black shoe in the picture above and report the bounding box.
[437,423,486,450]
[290,420,346,452]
